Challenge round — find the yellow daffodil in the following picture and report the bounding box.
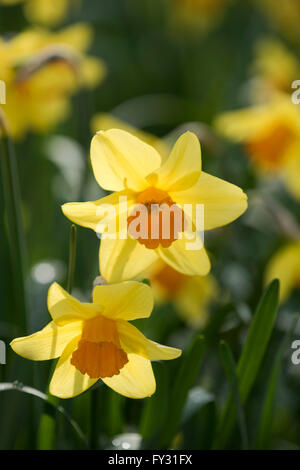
[149,260,217,328]
[0,24,106,138]
[215,97,300,200]
[265,242,300,303]
[249,38,300,102]
[11,281,181,399]
[0,0,76,26]
[91,113,170,162]
[172,0,231,33]
[62,129,247,282]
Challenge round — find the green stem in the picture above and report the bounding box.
[37,224,77,448]
[0,113,27,331]
[67,224,77,294]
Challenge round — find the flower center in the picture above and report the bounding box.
[127,187,187,250]
[245,124,294,170]
[71,315,128,379]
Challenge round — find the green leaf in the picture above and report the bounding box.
[219,341,248,449]
[140,362,169,445]
[256,315,298,449]
[159,335,205,448]
[180,386,214,427]
[0,382,88,448]
[215,279,279,449]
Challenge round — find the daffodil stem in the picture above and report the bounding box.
[0,114,28,331]
[67,224,77,294]
[38,224,78,448]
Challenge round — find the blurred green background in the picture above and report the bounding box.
[0,0,300,450]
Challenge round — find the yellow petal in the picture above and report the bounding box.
[53,23,93,52]
[176,275,217,328]
[80,56,106,88]
[91,129,161,192]
[93,281,154,321]
[156,132,201,192]
[100,236,159,282]
[265,243,300,303]
[91,113,169,160]
[157,235,211,276]
[62,190,136,233]
[171,171,248,231]
[116,320,182,361]
[24,0,69,26]
[49,337,98,398]
[102,353,155,399]
[48,283,100,325]
[10,320,82,361]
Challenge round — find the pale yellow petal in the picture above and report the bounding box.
[157,235,211,276]
[80,56,106,88]
[47,283,100,325]
[49,337,98,398]
[265,243,300,303]
[10,320,82,361]
[117,320,181,360]
[91,113,169,159]
[102,353,155,399]
[93,281,153,321]
[62,190,136,233]
[91,129,161,192]
[176,275,217,328]
[171,171,248,231]
[100,237,159,283]
[156,132,201,192]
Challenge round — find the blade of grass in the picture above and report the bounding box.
[214,279,279,449]
[159,335,205,448]
[219,341,249,449]
[0,382,87,447]
[256,315,298,449]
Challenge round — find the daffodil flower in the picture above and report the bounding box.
[265,242,300,303]
[11,281,181,399]
[62,129,247,282]
[149,260,217,328]
[0,24,106,138]
[215,97,300,200]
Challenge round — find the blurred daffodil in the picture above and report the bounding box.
[249,38,300,102]
[0,24,106,138]
[215,97,300,199]
[91,113,170,161]
[11,281,181,399]
[172,0,231,33]
[0,0,77,26]
[149,260,217,328]
[62,129,247,282]
[265,242,300,303]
